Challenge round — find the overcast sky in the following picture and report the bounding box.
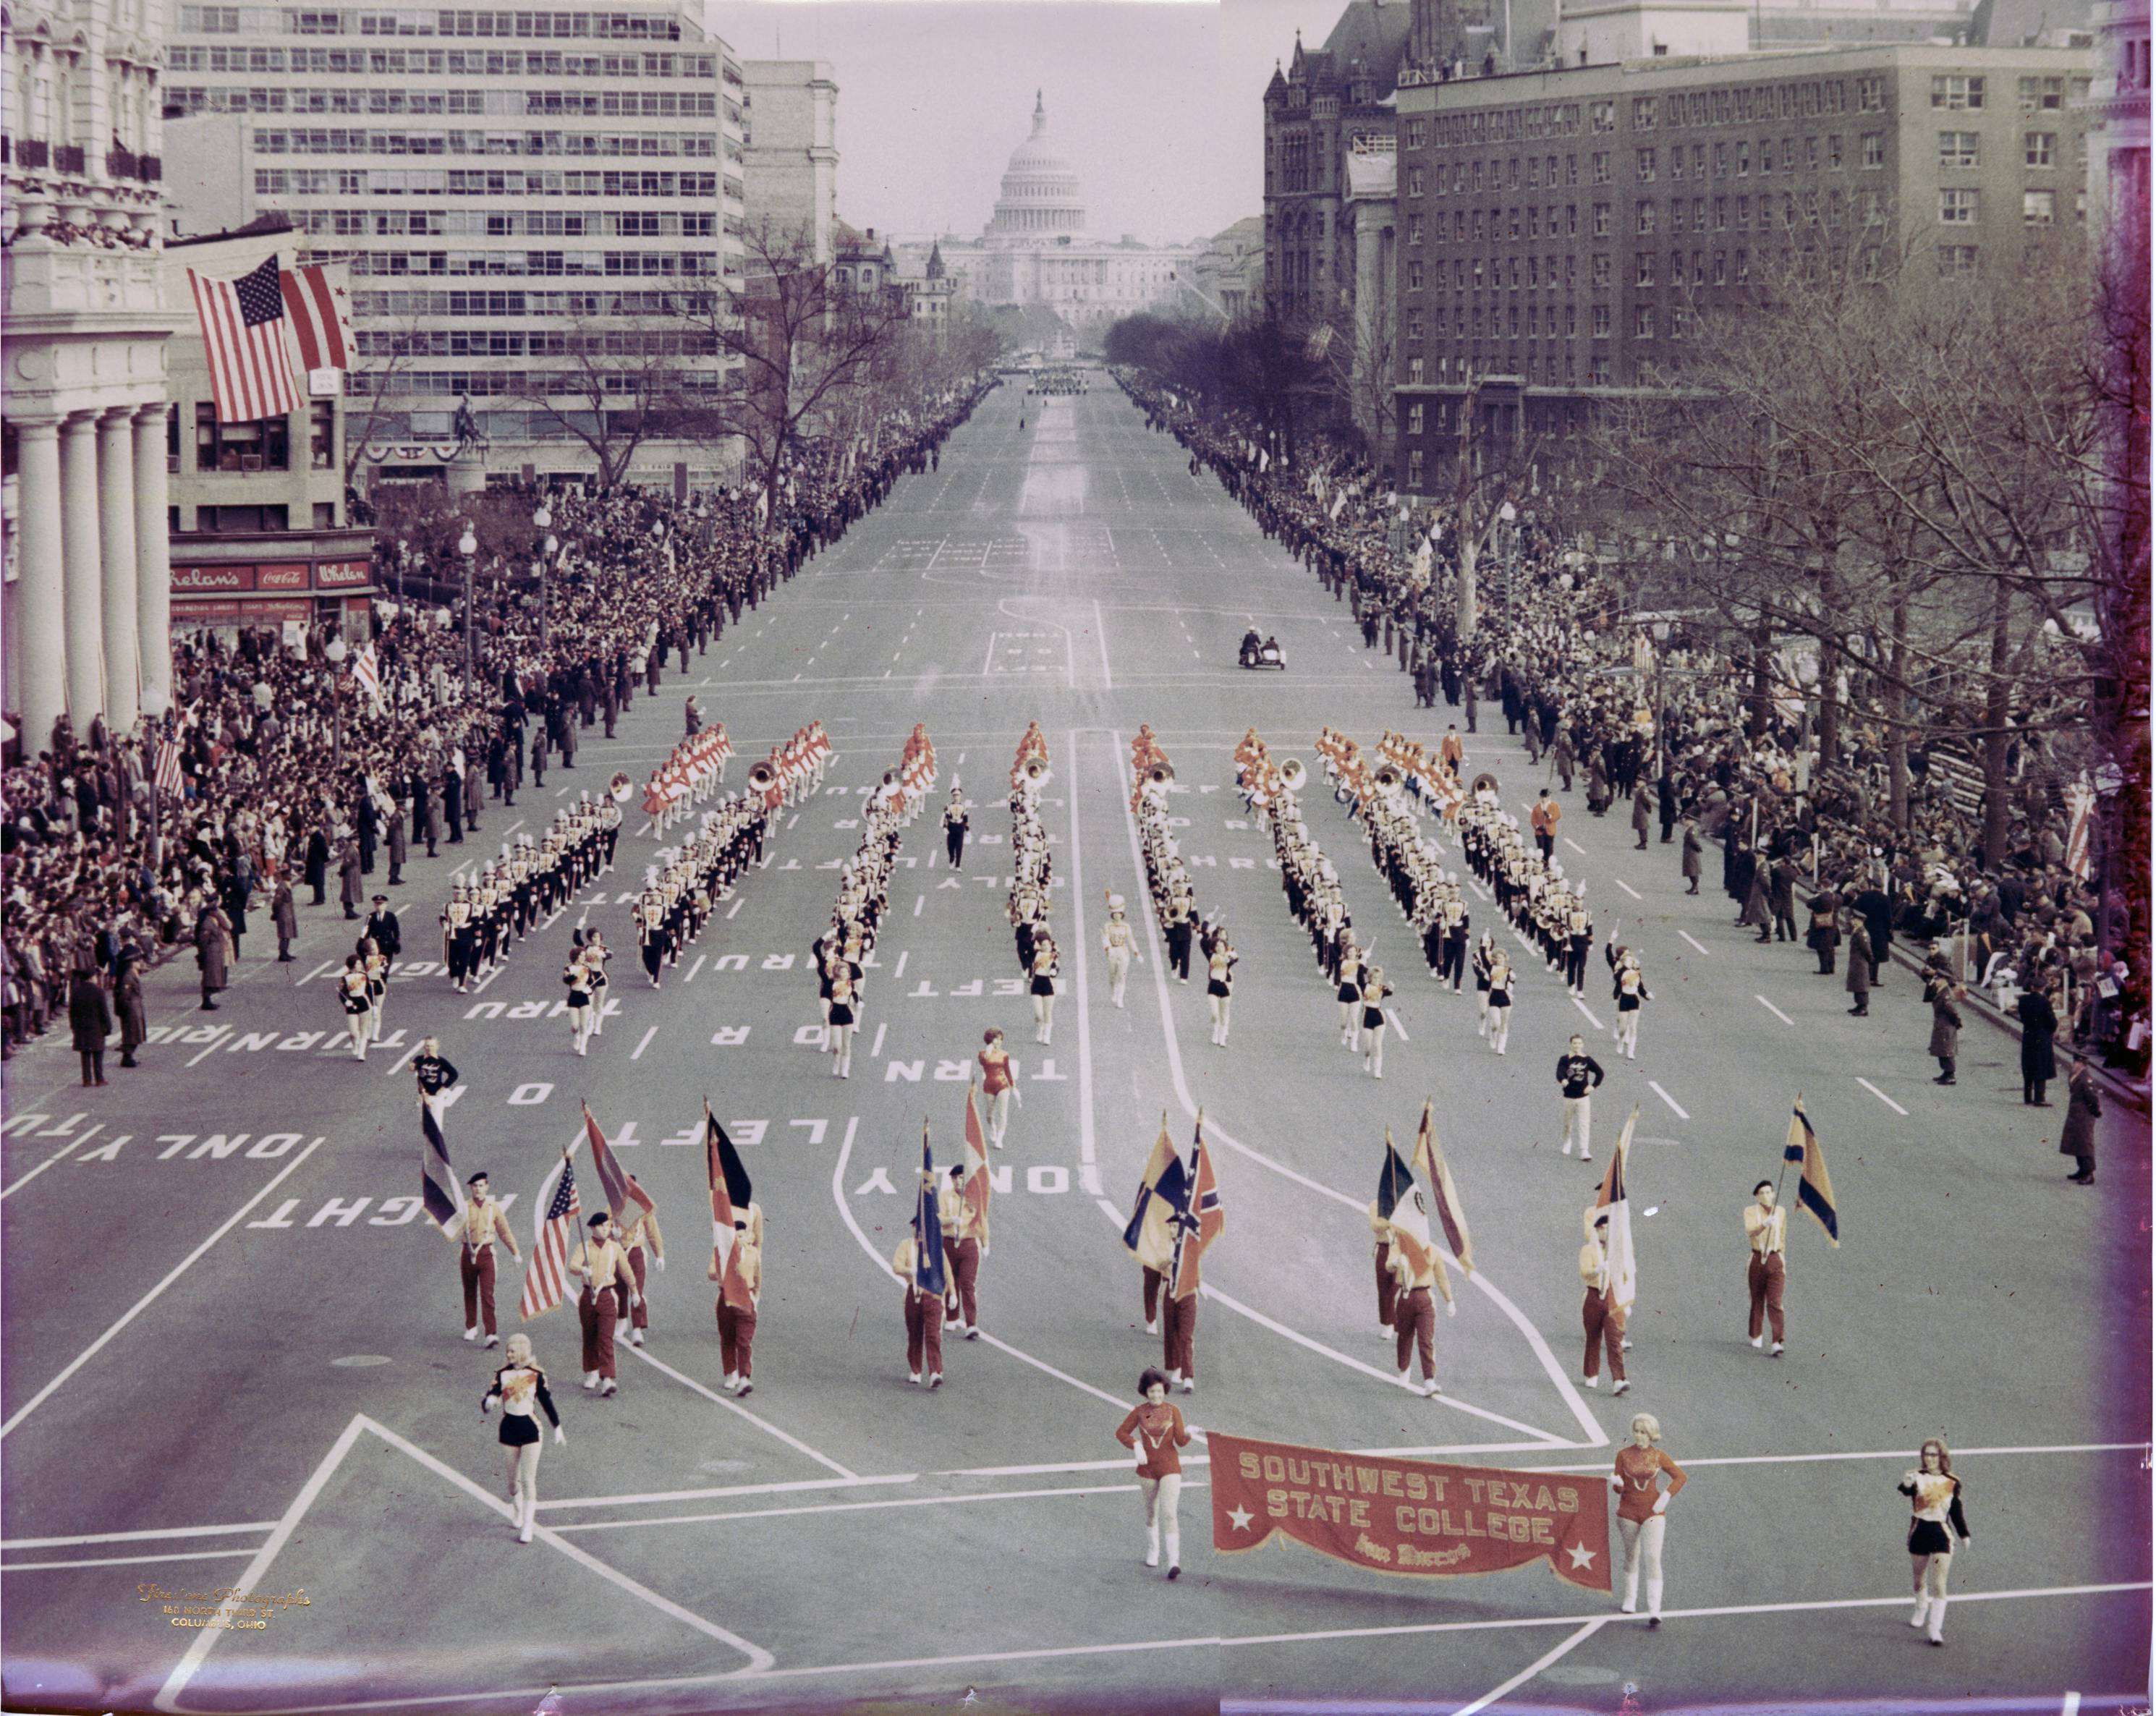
[704,0,1360,245]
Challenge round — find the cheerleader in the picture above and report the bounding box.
[481,1331,565,1545]
[1472,933,1498,1035]
[1485,955,1514,1054]
[1359,964,1393,1079]
[1613,954,1651,1059]
[582,933,609,1035]
[360,936,390,1044]
[564,946,597,1056]
[1608,1413,1685,1624]
[1900,1439,1972,1645]
[1114,1368,1194,1580]
[827,966,859,1078]
[815,937,841,1050]
[1030,935,1061,1045]
[978,1028,1017,1149]
[1206,937,1238,1048]
[336,954,373,1060]
[1335,935,1365,1048]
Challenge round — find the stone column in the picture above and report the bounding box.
[133,403,173,710]
[12,417,69,755]
[98,407,141,729]
[59,411,106,727]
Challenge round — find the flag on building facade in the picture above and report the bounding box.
[1783,1100,1840,1246]
[1592,1110,1639,1311]
[187,254,302,424]
[519,1152,581,1320]
[279,261,355,371]
[1169,1119,1223,1301]
[419,1095,464,1241]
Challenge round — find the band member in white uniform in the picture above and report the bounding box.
[1102,893,1137,1009]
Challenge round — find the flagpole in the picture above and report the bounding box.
[1774,1092,1799,1207]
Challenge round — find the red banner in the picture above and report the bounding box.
[1207,1432,1610,1591]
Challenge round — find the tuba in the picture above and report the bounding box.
[1278,756,1307,792]
[1471,770,1501,799]
[609,772,634,803]
[1373,763,1402,792]
[1021,756,1050,786]
[746,760,779,794]
[1147,760,1175,789]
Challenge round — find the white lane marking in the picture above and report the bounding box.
[185,1030,232,1069]
[726,898,744,920]
[5,1547,260,1573]
[540,1475,912,1512]
[1649,1081,1690,1119]
[1679,930,1711,955]
[556,1482,1139,1535]
[832,1118,1121,1411]
[1109,736,1599,1448]
[2063,1694,2082,1716]
[1,1135,81,1200]
[685,953,708,984]
[1386,1008,1409,1042]
[623,1343,858,1480]
[1616,880,1642,900]
[381,1040,420,1079]
[870,1021,887,1059]
[3,1138,324,1441]
[1857,1076,1909,1116]
[1571,997,1605,1029]
[894,949,909,980]
[913,893,925,917]
[1065,730,1100,1194]
[1757,995,1795,1025]
[630,1027,657,1061]
[1,1520,279,1550]
[1454,1618,1610,1716]
[1093,598,1113,689]
[1563,837,1586,855]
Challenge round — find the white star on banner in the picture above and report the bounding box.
[1226,1505,1255,1532]
[1567,1542,1597,1571]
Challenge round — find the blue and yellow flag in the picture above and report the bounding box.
[1124,1116,1188,1273]
[1783,1100,1840,1246]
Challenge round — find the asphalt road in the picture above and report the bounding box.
[3,379,2148,1716]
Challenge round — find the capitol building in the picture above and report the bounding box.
[894,93,1204,334]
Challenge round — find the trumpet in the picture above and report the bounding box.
[1278,756,1307,792]
[747,760,780,794]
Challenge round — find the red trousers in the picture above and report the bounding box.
[1395,1285,1436,1382]
[627,1246,650,1332]
[460,1245,498,1336]
[1747,1252,1786,1343]
[1582,1287,1626,1382]
[1375,1244,1397,1328]
[717,1300,757,1379]
[578,1285,622,1380]
[943,1238,981,1328]
[904,1288,945,1377]
[1142,1265,1163,1325]
[1163,1291,1198,1380]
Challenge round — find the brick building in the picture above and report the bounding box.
[1390,41,2095,488]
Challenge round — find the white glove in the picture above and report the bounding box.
[655,1256,666,1273]
[553,1427,566,1446]
[1651,1493,1668,1516]
[481,1398,494,1416]
[1446,1299,1457,1317]
[1608,1475,1624,1493]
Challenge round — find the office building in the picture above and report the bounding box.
[740,59,838,264]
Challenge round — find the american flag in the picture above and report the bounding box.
[187,255,301,425]
[519,1153,582,1321]
[153,736,183,798]
[279,262,354,372]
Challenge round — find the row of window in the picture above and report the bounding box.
[166,85,721,116]
[248,127,722,158]
[252,166,720,197]
[179,8,692,42]
[353,328,718,356]
[179,400,338,472]
[1937,129,2069,167]
[166,44,717,76]
[348,366,725,397]
[350,288,698,315]
[1405,302,1716,343]
[345,248,721,276]
[1405,189,1888,245]
[1940,187,2076,224]
[278,205,716,236]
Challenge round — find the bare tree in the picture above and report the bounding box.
[676,218,915,529]
[341,315,427,487]
[509,299,708,491]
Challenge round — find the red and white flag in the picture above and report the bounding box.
[519,1152,582,1320]
[187,255,301,425]
[153,736,183,797]
[352,642,385,714]
[962,1081,993,1252]
[1170,1120,1225,1301]
[582,1103,655,1237]
[279,262,355,372]
[705,1104,753,1288]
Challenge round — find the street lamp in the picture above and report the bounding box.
[534,502,556,647]
[326,634,349,773]
[457,525,478,693]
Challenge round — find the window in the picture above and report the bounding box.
[1592,203,1612,237]
[1932,75,1985,111]
[2024,131,2056,167]
[1409,215,1425,245]
[2018,75,2066,111]
[1670,250,1686,283]
[1407,309,1425,341]
[1828,134,1842,169]
[1714,197,1728,230]
[1408,357,1425,383]
[1637,202,1658,234]
[1407,451,1425,488]
[1940,187,1979,224]
[1592,152,1612,184]
[1566,303,1576,336]
[1736,248,1751,281]
[1408,260,1425,292]
[309,400,335,469]
[1590,354,1610,384]
[1782,137,1797,172]
[1633,96,1658,128]
[1590,100,1616,132]
[1713,250,1728,284]
[1861,132,1884,169]
[1637,148,1658,180]
[2023,188,2055,225]
[194,404,292,472]
[1592,253,1610,285]
[1938,244,1979,273]
[1592,305,1611,338]
[1407,403,1425,435]
[1409,167,1425,196]
[1736,194,1752,229]
[1856,75,1885,112]
[1736,142,1751,176]
[1714,142,1728,177]
[1939,130,1979,167]
[1635,305,1656,338]
[1637,254,1657,286]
